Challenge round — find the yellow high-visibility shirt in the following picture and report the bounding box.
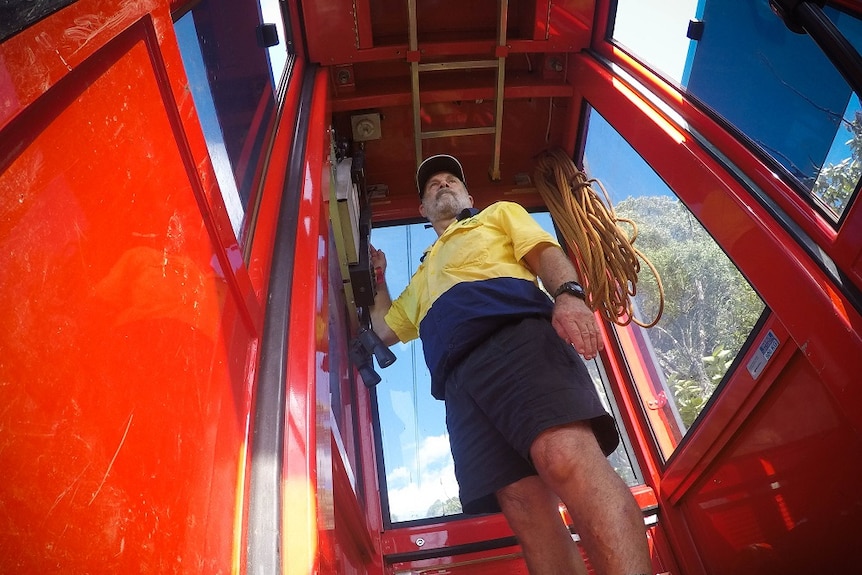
[385,201,559,398]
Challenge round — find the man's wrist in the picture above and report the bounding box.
[553,280,586,301]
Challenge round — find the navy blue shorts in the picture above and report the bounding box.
[444,316,619,514]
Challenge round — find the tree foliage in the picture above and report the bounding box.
[426,496,462,517]
[812,110,861,217]
[615,196,765,428]
[623,108,860,428]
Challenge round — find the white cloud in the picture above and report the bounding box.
[386,434,461,521]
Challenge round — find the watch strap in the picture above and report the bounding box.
[553,281,586,300]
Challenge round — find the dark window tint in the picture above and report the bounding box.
[174,0,290,240]
[612,0,862,222]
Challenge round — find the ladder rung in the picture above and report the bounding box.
[408,0,508,176]
[418,60,499,72]
[420,127,497,140]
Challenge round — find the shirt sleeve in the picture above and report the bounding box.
[384,290,420,343]
[493,202,560,261]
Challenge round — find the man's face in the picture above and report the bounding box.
[420,171,473,222]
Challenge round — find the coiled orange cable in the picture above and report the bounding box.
[534,148,664,328]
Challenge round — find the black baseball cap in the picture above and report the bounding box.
[416,154,466,198]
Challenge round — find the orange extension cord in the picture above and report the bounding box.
[534,148,664,328]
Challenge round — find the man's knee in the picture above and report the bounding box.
[530,422,606,486]
[497,476,564,529]
[497,476,548,514]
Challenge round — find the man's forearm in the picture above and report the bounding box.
[524,242,603,359]
[370,281,392,330]
[524,243,581,295]
[369,280,399,346]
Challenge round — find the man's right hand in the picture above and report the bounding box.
[368,245,399,346]
[370,245,387,279]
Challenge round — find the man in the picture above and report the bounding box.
[369,154,652,575]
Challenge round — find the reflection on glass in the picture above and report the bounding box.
[584,357,638,487]
[372,214,641,523]
[372,223,458,523]
[583,108,766,458]
[259,0,289,85]
[812,95,861,218]
[612,0,862,221]
[174,0,287,242]
[175,14,245,239]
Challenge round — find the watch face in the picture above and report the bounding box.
[556,281,585,299]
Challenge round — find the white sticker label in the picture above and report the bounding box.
[747,330,779,379]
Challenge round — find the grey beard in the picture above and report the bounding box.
[434,192,467,219]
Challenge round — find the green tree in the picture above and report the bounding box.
[668,346,733,428]
[426,496,462,517]
[615,196,765,428]
[812,110,862,217]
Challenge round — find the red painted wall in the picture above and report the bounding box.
[0,2,259,571]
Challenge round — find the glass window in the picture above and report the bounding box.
[0,0,77,42]
[174,0,291,241]
[371,222,457,524]
[583,107,767,459]
[812,94,862,217]
[611,0,862,221]
[371,214,640,524]
[611,0,700,83]
[258,0,290,85]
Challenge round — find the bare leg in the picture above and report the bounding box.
[530,423,652,575]
[497,475,589,575]
[530,422,652,575]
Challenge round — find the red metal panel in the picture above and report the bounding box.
[340,96,568,223]
[302,0,359,65]
[382,513,517,556]
[543,0,592,47]
[280,67,331,573]
[303,0,592,65]
[0,9,257,574]
[0,0,157,129]
[680,353,862,574]
[355,0,374,50]
[332,435,375,564]
[383,521,671,575]
[659,319,798,503]
[246,57,307,297]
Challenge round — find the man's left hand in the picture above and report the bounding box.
[551,295,603,360]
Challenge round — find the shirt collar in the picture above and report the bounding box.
[456,207,480,221]
[420,207,482,262]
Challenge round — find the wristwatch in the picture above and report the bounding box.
[553,281,586,301]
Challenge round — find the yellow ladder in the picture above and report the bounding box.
[407,0,509,180]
